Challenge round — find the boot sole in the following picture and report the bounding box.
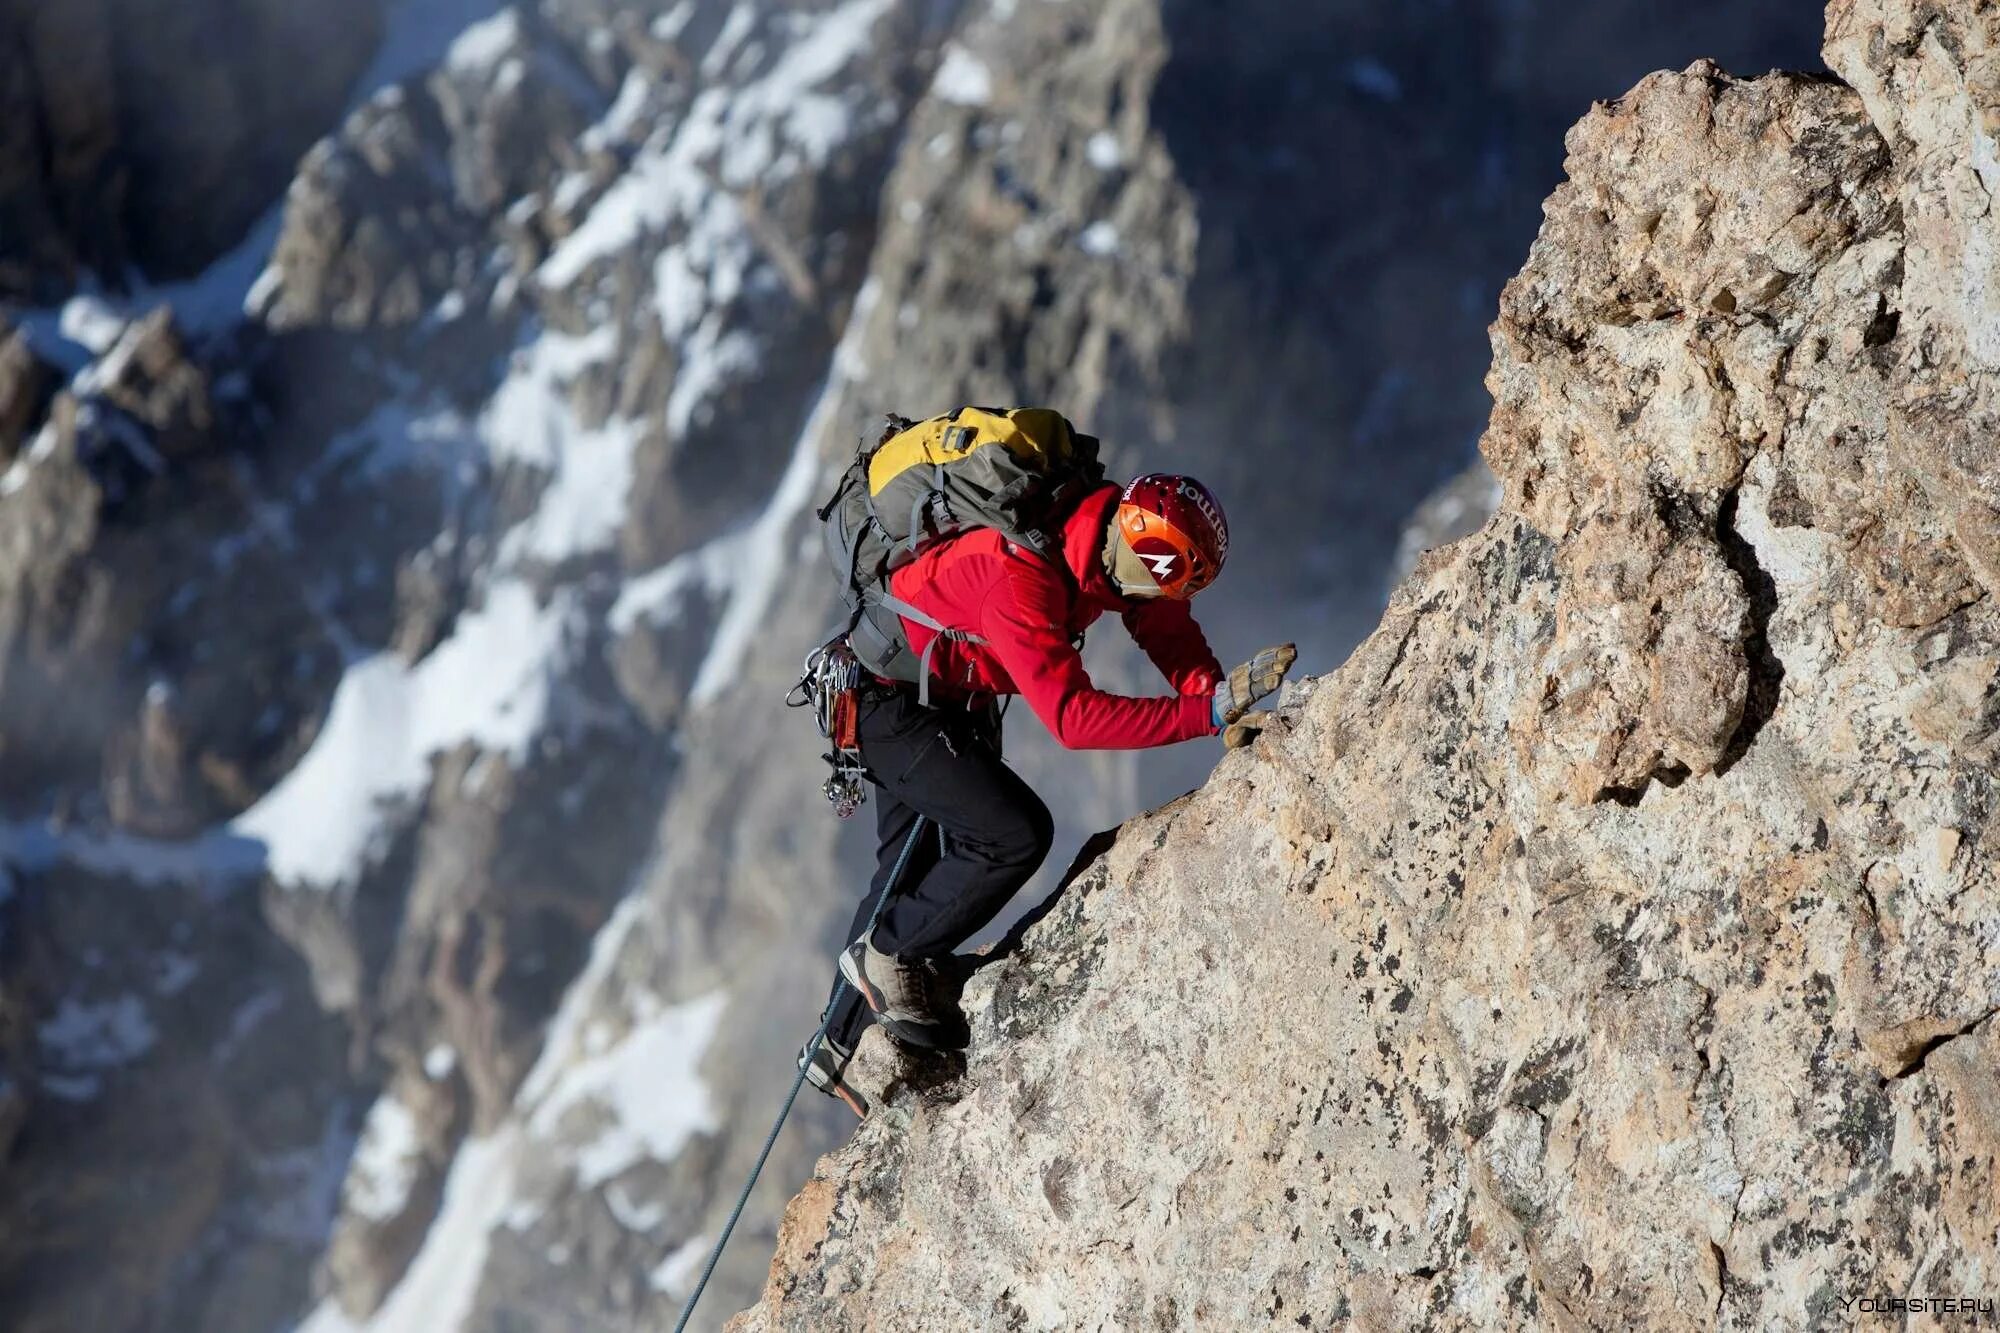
[876,1014,961,1051]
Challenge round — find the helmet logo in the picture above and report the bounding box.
[1130,535,1187,591]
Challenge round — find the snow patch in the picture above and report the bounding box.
[484,327,616,469]
[424,1044,459,1080]
[364,0,512,93]
[519,892,648,1104]
[1079,220,1121,256]
[0,423,57,497]
[244,262,284,319]
[482,326,644,564]
[308,395,485,507]
[524,990,727,1187]
[608,542,726,637]
[0,815,266,889]
[605,386,818,691]
[314,920,727,1328]
[539,0,891,287]
[550,169,596,217]
[604,1182,667,1231]
[537,154,677,289]
[38,994,157,1072]
[1086,131,1123,171]
[685,406,828,704]
[650,0,696,42]
[666,323,762,438]
[58,297,128,354]
[933,46,993,106]
[649,1234,710,1295]
[651,193,750,342]
[348,1093,426,1221]
[701,3,758,78]
[231,580,583,889]
[445,8,522,75]
[152,950,201,996]
[500,1200,544,1232]
[647,191,771,437]
[298,1131,521,1333]
[581,68,653,153]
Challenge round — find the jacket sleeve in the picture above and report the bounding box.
[1122,596,1226,696]
[982,561,1217,750]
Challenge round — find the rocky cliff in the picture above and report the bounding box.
[733,4,2000,1328]
[0,2,1828,1332]
[0,0,387,298]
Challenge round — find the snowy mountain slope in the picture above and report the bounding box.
[2,1,940,1327]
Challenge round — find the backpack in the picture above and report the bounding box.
[817,406,1104,700]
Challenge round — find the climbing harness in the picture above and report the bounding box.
[786,636,872,818]
[670,814,929,1333]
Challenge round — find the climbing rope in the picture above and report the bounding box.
[670,814,929,1333]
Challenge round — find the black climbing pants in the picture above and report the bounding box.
[825,687,1055,1051]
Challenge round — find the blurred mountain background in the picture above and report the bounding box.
[0,1,1822,1329]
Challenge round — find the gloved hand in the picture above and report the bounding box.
[1210,643,1297,729]
[1222,712,1271,749]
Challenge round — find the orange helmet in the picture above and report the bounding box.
[1114,474,1229,599]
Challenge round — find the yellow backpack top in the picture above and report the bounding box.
[866,407,1089,505]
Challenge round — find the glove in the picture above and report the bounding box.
[1211,644,1297,729]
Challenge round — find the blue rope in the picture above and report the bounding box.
[671,814,929,1333]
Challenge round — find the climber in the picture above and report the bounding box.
[800,413,1294,1115]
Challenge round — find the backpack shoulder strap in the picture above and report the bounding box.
[871,589,985,707]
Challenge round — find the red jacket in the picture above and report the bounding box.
[887,484,1223,749]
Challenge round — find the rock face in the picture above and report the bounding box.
[734,7,1999,1330]
[0,320,55,462]
[0,0,385,297]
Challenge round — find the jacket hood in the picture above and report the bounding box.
[1059,483,1125,607]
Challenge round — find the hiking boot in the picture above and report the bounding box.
[838,935,965,1050]
[799,1034,868,1118]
